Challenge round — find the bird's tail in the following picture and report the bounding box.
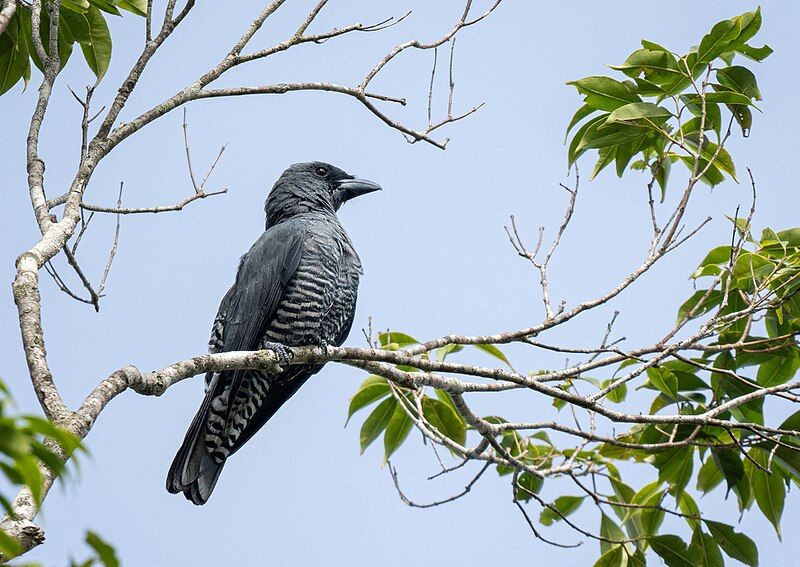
[166,381,226,505]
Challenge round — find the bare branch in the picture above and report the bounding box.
[81,188,227,215]
[62,245,100,311]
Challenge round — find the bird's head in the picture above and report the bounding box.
[265,162,381,226]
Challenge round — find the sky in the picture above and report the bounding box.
[2,1,799,565]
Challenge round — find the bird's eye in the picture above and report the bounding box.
[315,166,328,177]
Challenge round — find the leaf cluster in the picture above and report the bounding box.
[0,0,146,95]
[0,378,84,559]
[566,8,771,197]
[347,332,478,464]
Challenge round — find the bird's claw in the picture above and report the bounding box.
[258,340,293,371]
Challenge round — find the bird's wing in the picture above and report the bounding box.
[166,221,306,502]
[223,237,351,456]
[222,219,306,353]
[217,219,306,413]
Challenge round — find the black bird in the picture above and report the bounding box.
[167,162,380,504]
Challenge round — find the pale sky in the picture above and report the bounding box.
[2,1,799,565]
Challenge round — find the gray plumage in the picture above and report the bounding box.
[167,162,380,505]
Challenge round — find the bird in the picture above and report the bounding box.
[166,161,381,505]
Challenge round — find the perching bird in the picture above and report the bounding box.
[167,161,380,505]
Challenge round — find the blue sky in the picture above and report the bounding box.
[2,1,799,565]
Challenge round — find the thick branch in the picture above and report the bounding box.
[0,0,16,36]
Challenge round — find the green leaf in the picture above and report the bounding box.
[14,454,43,503]
[676,155,725,187]
[776,228,800,247]
[729,104,753,137]
[614,136,645,177]
[593,546,625,567]
[696,9,762,66]
[383,402,413,462]
[685,138,738,182]
[0,11,31,95]
[705,90,758,106]
[716,66,761,100]
[434,389,462,422]
[704,520,758,566]
[678,491,701,530]
[710,447,745,494]
[653,446,693,499]
[639,491,665,537]
[737,43,773,62]
[641,39,668,51]
[713,353,764,425]
[565,103,597,140]
[646,367,678,400]
[24,416,82,454]
[601,378,627,403]
[31,442,67,476]
[649,534,695,567]
[378,331,419,348]
[0,493,15,517]
[359,397,396,454]
[697,18,741,65]
[77,6,111,78]
[577,119,648,153]
[592,145,617,179]
[567,114,607,166]
[605,102,672,126]
[115,0,148,16]
[0,529,23,559]
[747,448,785,539]
[88,0,122,16]
[677,290,723,322]
[62,0,91,12]
[696,457,724,494]
[85,531,119,567]
[599,513,627,555]
[653,155,671,199]
[346,376,390,424]
[567,76,641,111]
[610,48,684,81]
[422,397,466,445]
[734,8,763,47]
[770,439,800,482]
[539,495,584,526]
[473,344,513,370]
[688,529,724,567]
[60,7,93,42]
[694,245,732,270]
[756,349,799,387]
[435,343,463,361]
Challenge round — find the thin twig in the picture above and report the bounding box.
[389,462,490,509]
[98,183,123,296]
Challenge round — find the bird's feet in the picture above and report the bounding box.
[314,336,330,354]
[258,340,293,372]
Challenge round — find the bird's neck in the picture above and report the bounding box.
[266,208,340,230]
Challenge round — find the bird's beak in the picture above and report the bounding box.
[334,177,382,203]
